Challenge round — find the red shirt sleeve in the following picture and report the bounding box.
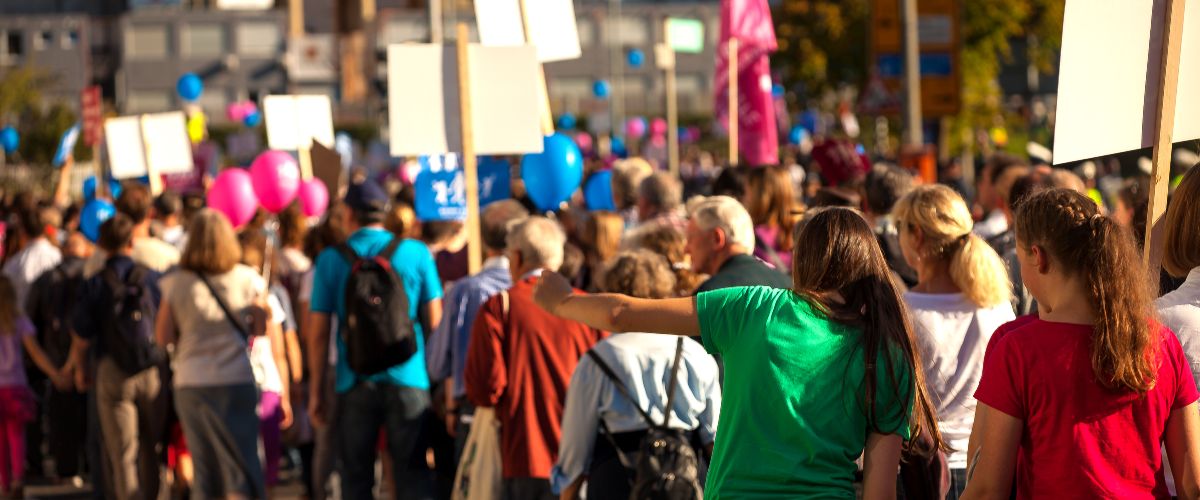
[1162,324,1200,410]
[464,296,507,408]
[974,323,1026,419]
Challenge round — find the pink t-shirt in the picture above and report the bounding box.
[0,317,34,387]
[975,315,1199,499]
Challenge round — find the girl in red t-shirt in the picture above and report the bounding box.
[963,188,1200,499]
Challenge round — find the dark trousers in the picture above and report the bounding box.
[336,382,429,500]
[46,387,88,477]
[501,477,554,500]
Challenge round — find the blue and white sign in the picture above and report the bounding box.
[478,157,512,208]
[53,123,81,168]
[415,154,513,221]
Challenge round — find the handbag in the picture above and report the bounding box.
[451,290,508,500]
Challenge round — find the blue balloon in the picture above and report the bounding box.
[80,199,116,243]
[521,133,583,212]
[82,176,122,202]
[557,113,577,130]
[593,80,611,99]
[772,83,785,98]
[610,136,628,158]
[243,110,262,127]
[176,73,204,102]
[0,126,18,154]
[627,49,645,68]
[788,125,807,145]
[583,170,616,211]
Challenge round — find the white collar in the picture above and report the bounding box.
[482,255,509,271]
[521,268,545,280]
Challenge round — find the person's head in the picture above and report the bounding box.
[480,200,530,254]
[994,165,1032,220]
[1114,177,1150,229]
[580,211,624,265]
[601,250,676,299]
[685,195,755,275]
[790,208,942,454]
[636,172,683,221]
[611,159,653,211]
[638,225,701,296]
[304,202,350,260]
[384,203,419,240]
[153,191,182,224]
[115,182,153,226]
[278,203,308,249]
[893,185,1011,308]
[97,213,136,255]
[811,139,869,188]
[343,178,389,229]
[1015,188,1155,393]
[180,209,242,275]
[710,167,746,200]
[862,164,914,218]
[558,242,584,283]
[63,230,94,259]
[506,216,566,279]
[978,153,1025,210]
[743,165,800,252]
[237,229,280,280]
[421,221,464,247]
[1045,169,1087,194]
[0,275,16,335]
[1164,165,1200,278]
[18,203,60,241]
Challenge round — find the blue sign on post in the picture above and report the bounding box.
[478,157,512,208]
[415,155,513,221]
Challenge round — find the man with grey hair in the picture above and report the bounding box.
[687,196,791,293]
[464,217,606,500]
[621,171,688,249]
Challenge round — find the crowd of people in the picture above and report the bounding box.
[0,139,1197,500]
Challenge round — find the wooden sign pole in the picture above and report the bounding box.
[663,19,680,177]
[139,115,164,196]
[298,143,314,180]
[727,37,739,166]
[95,142,107,200]
[457,23,483,275]
[1143,0,1186,290]
[518,0,556,136]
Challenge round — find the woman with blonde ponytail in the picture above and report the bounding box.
[893,184,1015,498]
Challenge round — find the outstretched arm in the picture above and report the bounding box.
[534,272,699,336]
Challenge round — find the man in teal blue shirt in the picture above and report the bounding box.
[307,178,443,500]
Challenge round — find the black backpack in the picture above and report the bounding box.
[336,238,417,376]
[100,265,164,375]
[587,337,704,500]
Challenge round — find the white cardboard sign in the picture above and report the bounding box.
[1053,0,1200,164]
[264,95,335,151]
[474,0,582,63]
[387,44,544,156]
[104,112,194,180]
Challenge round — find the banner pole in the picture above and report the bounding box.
[664,19,680,177]
[456,23,483,275]
[1143,0,1185,290]
[728,37,738,166]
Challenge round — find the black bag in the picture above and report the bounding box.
[100,265,164,375]
[336,238,417,376]
[587,337,703,500]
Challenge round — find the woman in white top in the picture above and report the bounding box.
[893,184,1015,498]
[155,209,268,499]
[552,250,721,500]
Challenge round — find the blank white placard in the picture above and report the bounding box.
[105,116,149,180]
[475,0,525,47]
[141,112,194,175]
[474,0,581,63]
[264,95,336,151]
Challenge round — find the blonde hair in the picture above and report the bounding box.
[893,185,1011,308]
[181,208,242,275]
[0,276,16,335]
[581,211,625,264]
[1164,165,1200,277]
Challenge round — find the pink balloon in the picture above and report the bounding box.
[650,134,667,147]
[207,168,259,228]
[297,178,329,217]
[574,132,593,153]
[250,150,301,213]
[650,118,668,136]
[226,103,244,122]
[625,118,647,139]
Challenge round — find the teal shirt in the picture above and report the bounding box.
[310,228,443,392]
[697,286,913,498]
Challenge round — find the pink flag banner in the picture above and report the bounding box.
[715,0,779,166]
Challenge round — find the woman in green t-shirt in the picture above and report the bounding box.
[534,207,943,498]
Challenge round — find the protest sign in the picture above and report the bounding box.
[104,112,194,194]
[53,123,80,168]
[264,95,335,151]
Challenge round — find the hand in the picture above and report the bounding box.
[445,410,458,437]
[533,272,573,314]
[51,368,73,392]
[74,365,90,392]
[309,391,327,428]
[280,397,294,430]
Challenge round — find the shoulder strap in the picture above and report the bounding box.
[100,267,125,301]
[379,236,403,261]
[335,243,358,266]
[755,234,787,272]
[661,337,685,428]
[197,272,250,342]
[585,350,657,427]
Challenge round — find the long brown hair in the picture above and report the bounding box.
[791,208,944,454]
[581,211,624,264]
[745,166,800,253]
[1015,189,1157,393]
[0,275,16,335]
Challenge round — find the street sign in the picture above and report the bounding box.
[667,18,705,54]
[81,86,102,147]
[865,0,960,117]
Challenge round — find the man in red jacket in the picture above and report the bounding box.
[465,217,606,500]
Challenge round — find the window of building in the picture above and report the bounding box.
[615,17,649,46]
[62,30,79,50]
[236,22,281,57]
[34,31,52,51]
[6,31,23,57]
[184,24,226,58]
[577,19,594,47]
[126,90,172,114]
[126,25,169,59]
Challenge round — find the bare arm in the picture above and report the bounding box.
[284,327,303,384]
[534,272,699,336]
[306,310,332,427]
[21,335,61,382]
[862,432,903,500]
[154,297,177,348]
[1166,402,1200,500]
[960,403,1022,500]
[67,333,92,391]
[422,298,444,342]
[53,155,73,209]
[267,319,292,428]
[559,477,584,500]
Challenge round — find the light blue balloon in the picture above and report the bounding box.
[0,126,18,154]
[176,73,204,102]
[557,113,577,130]
[583,170,616,211]
[593,80,611,99]
[243,110,262,127]
[82,176,122,202]
[627,49,645,68]
[788,125,807,145]
[521,133,584,212]
[80,199,116,243]
[610,136,627,158]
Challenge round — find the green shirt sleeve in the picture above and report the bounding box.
[870,347,915,440]
[696,286,763,356]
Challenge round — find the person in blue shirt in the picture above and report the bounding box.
[306,178,444,500]
[426,200,529,454]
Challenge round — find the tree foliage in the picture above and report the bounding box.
[772,0,870,97]
[0,67,86,166]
